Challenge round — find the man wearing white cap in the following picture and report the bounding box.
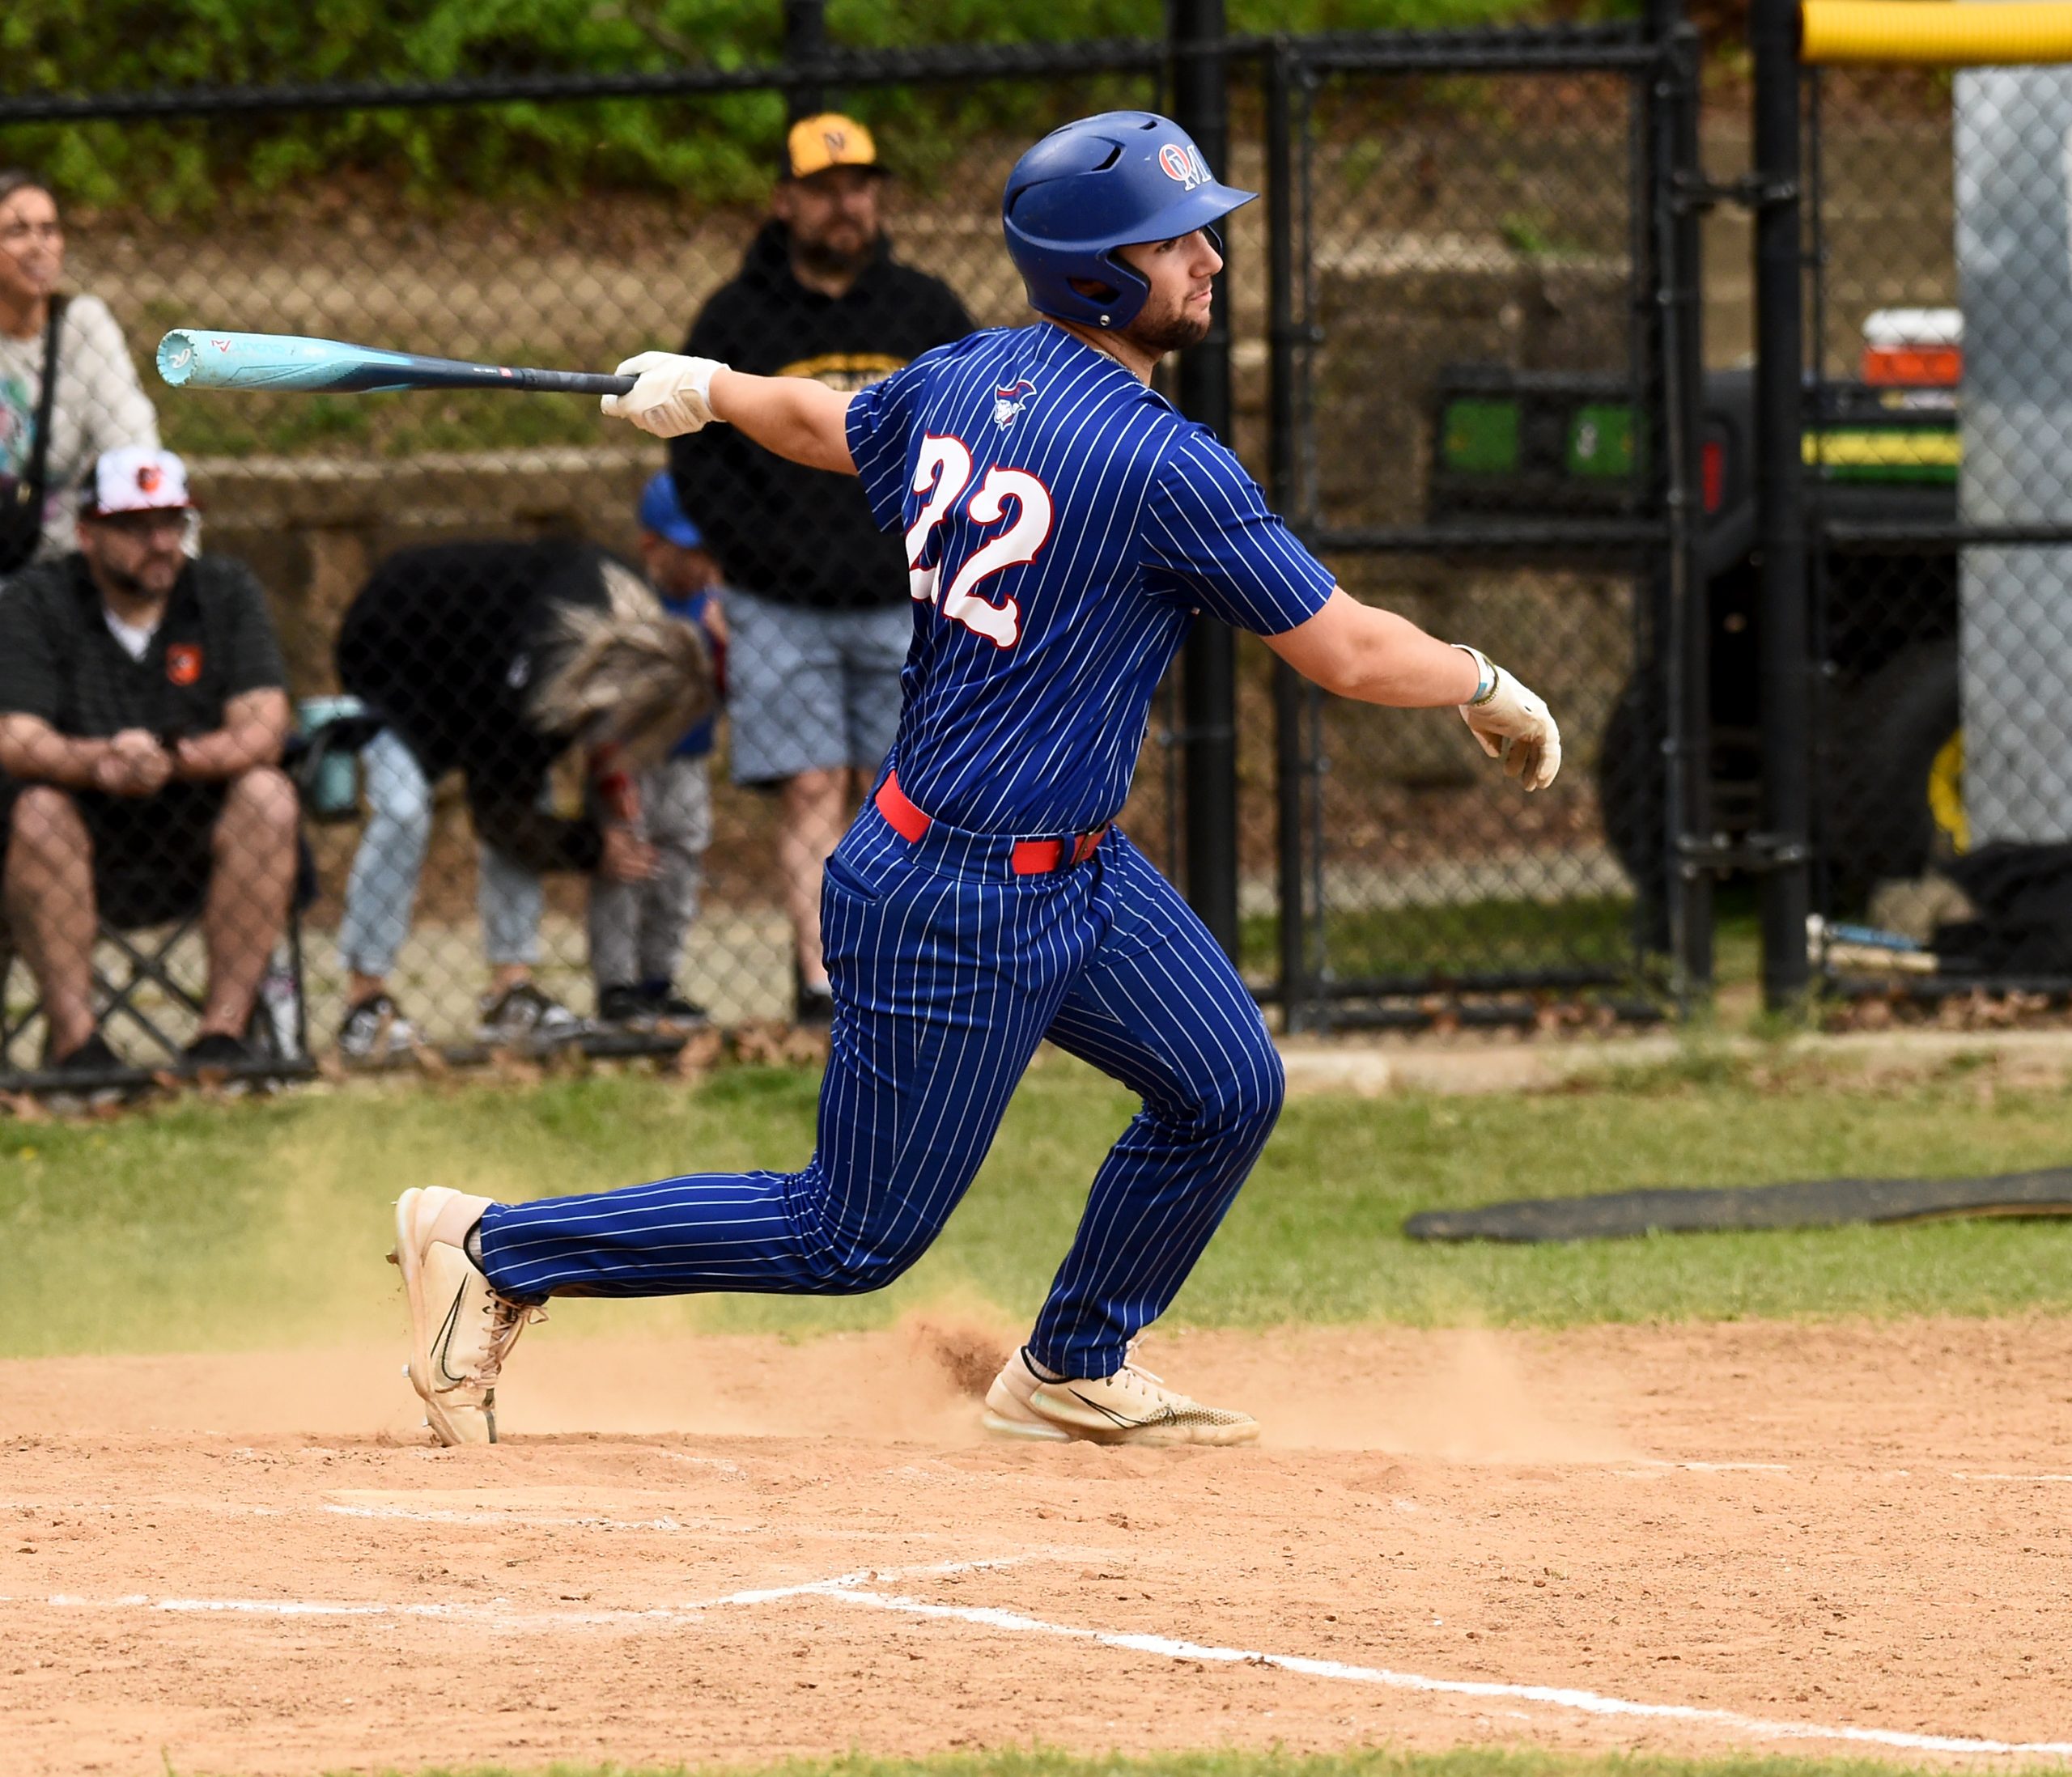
[0,445,296,1072]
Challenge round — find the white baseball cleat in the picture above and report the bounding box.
[388,1185,543,1446]
[983,1347,1259,1447]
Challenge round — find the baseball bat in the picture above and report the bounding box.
[156,329,636,397]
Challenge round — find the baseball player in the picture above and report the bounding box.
[391,111,1560,1448]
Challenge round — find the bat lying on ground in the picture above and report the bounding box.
[156,329,636,397]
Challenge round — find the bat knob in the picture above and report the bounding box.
[156,330,198,388]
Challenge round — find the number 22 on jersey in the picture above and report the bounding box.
[903,435,1054,650]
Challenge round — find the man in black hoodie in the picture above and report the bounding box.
[670,113,970,1023]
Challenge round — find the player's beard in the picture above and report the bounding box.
[1123,292,1213,358]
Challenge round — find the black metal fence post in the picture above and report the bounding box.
[783,0,827,120]
[1647,0,1715,1001]
[1172,0,1242,959]
[1751,0,1814,1009]
[1266,42,1310,1028]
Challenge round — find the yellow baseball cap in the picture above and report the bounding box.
[785,113,885,179]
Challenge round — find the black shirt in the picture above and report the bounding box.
[335,538,616,875]
[0,553,287,744]
[669,221,973,611]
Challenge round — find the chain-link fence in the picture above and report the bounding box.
[0,19,1700,1088]
[1271,28,1684,1030]
[0,52,1192,1088]
[1802,52,2072,1001]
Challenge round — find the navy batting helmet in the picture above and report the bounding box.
[1002,111,1256,330]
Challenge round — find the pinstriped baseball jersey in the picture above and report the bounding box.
[470,319,1317,1393]
[844,322,1336,834]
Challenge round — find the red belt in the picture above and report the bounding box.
[874,770,1109,875]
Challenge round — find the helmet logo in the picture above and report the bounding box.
[1159,141,1211,190]
[993,379,1038,429]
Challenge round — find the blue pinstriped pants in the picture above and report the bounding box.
[478,800,1284,1379]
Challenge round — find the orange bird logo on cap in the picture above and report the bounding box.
[137,464,163,494]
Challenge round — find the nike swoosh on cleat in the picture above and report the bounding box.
[1066,1387,1174,1430]
[433,1292,469,1386]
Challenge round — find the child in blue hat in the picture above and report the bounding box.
[588,471,725,1027]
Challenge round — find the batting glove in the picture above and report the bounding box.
[1455,644,1562,792]
[601,352,724,438]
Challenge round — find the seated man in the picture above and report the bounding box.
[0,446,295,1072]
[333,537,712,1055]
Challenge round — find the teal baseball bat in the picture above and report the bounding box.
[156,329,636,397]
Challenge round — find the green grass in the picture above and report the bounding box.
[4,1051,2070,1361]
[1240,895,1639,983]
[299,1749,2072,1777]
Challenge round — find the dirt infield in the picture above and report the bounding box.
[4,1316,2070,1776]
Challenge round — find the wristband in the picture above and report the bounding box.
[1454,643,1499,706]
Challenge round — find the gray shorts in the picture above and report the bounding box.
[724,587,911,787]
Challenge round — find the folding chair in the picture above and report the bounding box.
[0,715,376,1092]
[0,877,312,1091]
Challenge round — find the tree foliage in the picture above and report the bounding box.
[0,0,1553,213]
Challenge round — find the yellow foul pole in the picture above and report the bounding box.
[1802,1,2072,66]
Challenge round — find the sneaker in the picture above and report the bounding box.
[983,1347,1259,1448]
[181,1030,252,1070]
[339,993,422,1061]
[388,1185,543,1446]
[48,1032,123,1075]
[597,983,654,1029]
[641,982,709,1028]
[478,981,584,1045]
[598,982,709,1032]
[40,1033,136,1109]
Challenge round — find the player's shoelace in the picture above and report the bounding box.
[444,1296,547,1393]
[1117,1372,1179,1415]
[1101,1351,1246,1426]
[1119,1339,1159,1383]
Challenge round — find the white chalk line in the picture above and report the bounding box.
[325,1503,691,1532]
[1612,1466,2072,1486]
[319,1503,936,1538]
[1950,1473,2072,1484]
[0,1496,937,1540]
[6,1551,2070,1759]
[808,1586,2072,1759]
[0,1556,1030,1635]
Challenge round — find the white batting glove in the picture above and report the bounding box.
[1455,644,1562,792]
[601,352,725,438]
